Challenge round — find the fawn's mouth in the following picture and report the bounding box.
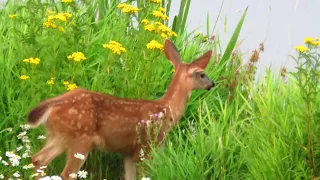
[206,81,215,90]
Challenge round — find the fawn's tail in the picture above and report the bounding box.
[28,100,54,128]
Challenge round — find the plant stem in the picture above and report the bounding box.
[306,94,316,178]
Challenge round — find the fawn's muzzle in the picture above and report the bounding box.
[206,81,215,90]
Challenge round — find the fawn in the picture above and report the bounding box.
[27,39,215,180]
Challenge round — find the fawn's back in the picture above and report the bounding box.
[29,88,171,158]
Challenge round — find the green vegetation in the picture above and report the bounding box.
[0,0,319,179]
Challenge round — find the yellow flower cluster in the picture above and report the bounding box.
[43,10,72,31]
[103,40,127,55]
[23,57,40,65]
[295,37,320,53]
[20,75,30,80]
[295,45,309,53]
[146,40,164,51]
[141,19,149,25]
[142,20,177,39]
[304,37,320,46]
[9,14,17,18]
[64,81,78,90]
[117,3,139,14]
[62,0,72,2]
[152,10,168,20]
[46,77,55,85]
[67,52,87,62]
[149,0,161,3]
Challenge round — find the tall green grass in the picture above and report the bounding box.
[0,0,319,180]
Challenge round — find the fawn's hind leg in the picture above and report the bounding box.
[60,140,92,180]
[32,137,65,180]
[124,157,137,180]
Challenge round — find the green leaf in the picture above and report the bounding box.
[220,7,248,64]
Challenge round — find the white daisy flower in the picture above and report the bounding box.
[31,173,39,178]
[74,153,85,160]
[5,151,15,158]
[16,146,23,152]
[37,135,46,140]
[39,176,51,180]
[10,159,20,166]
[13,172,20,178]
[51,175,62,180]
[23,163,35,169]
[17,131,27,139]
[69,173,77,179]
[2,160,9,166]
[40,165,47,169]
[77,170,88,178]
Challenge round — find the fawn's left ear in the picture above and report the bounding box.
[164,39,182,69]
[187,50,213,73]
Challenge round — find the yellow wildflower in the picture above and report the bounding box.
[47,78,55,85]
[48,15,55,21]
[141,19,149,25]
[161,33,168,39]
[67,83,78,91]
[62,0,73,2]
[63,81,69,85]
[103,40,127,55]
[64,13,72,18]
[67,52,87,62]
[23,57,40,65]
[152,10,168,20]
[150,0,161,3]
[51,23,57,28]
[43,21,57,28]
[167,31,177,37]
[55,13,67,22]
[156,22,171,33]
[158,7,166,13]
[47,9,55,14]
[154,22,177,37]
[9,14,17,18]
[145,24,156,32]
[146,40,164,51]
[311,40,320,46]
[295,45,309,53]
[58,26,65,32]
[117,3,139,14]
[20,75,30,80]
[304,37,313,44]
[29,58,40,65]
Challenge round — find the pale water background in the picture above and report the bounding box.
[169,0,320,77]
[2,0,319,76]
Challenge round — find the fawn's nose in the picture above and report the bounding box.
[206,81,215,90]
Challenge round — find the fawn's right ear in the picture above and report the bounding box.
[164,39,181,69]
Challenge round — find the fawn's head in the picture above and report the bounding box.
[164,39,215,91]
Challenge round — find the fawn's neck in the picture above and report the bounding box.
[159,72,192,124]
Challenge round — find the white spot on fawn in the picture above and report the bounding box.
[68,108,78,115]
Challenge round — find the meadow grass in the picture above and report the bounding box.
[0,0,319,180]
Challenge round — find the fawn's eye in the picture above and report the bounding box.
[200,73,205,78]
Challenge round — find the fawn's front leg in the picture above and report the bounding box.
[124,157,137,180]
[60,141,92,180]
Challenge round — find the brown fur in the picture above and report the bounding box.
[28,39,215,180]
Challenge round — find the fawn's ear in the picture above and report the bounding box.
[164,39,181,69]
[187,50,213,73]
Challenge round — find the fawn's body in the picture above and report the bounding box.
[28,39,215,180]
